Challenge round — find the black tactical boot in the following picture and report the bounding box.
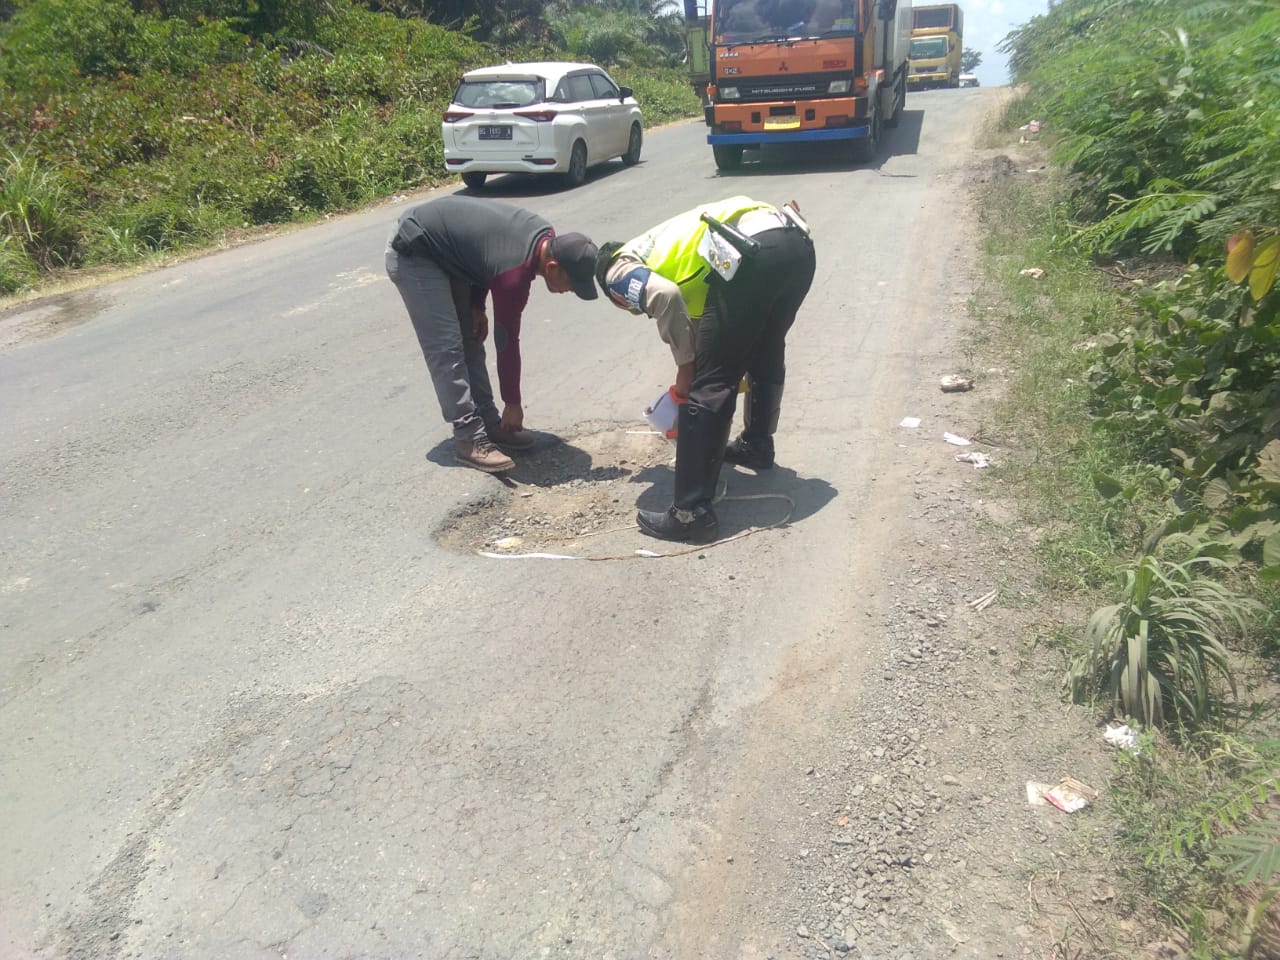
[724,379,784,469]
[638,401,733,542]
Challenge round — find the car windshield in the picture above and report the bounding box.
[910,37,948,58]
[714,0,857,43]
[453,78,545,109]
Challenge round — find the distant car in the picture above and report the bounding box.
[958,73,979,88]
[442,61,644,190]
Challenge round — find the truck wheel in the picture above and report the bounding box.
[713,144,743,172]
[850,109,881,164]
[461,172,487,190]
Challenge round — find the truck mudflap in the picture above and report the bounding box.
[707,126,871,146]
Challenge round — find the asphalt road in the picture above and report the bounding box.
[1,87,1003,959]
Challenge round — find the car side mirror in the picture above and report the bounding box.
[618,86,633,100]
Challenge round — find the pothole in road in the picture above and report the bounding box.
[437,422,674,556]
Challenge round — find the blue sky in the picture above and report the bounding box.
[960,0,1048,85]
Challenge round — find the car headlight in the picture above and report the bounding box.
[720,87,741,99]
[828,80,851,94]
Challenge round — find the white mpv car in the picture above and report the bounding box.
[442,61,644,190]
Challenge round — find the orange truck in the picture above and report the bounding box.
[690,0,912,170]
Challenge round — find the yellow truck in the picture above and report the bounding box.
[907,3,962,89]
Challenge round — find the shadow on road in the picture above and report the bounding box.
[455,159,639,200]
[710,108,924,178]
[426,430,836,540]
[426,432,630,489]
[630,461,838,536]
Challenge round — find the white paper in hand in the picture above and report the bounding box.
[644,388,679,441]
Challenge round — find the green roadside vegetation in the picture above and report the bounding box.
[983,0,1279,955]
[0,0,703,297]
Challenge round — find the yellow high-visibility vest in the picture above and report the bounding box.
[619,195,771,319]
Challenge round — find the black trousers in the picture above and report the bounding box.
[688,226,817,414]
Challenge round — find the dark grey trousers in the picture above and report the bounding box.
[385,235,499,442]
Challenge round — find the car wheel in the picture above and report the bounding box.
[564,140,588,188]
[621,124,642,166]
[712,144,743,172]
[851,108,881,164]
[461,172,487,190]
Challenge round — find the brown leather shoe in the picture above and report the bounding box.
[485,423,536,450]
[455,438,514,473]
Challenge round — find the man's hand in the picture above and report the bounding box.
[500,403,524,433]
[674,361,695,399]
[471,306,489,343]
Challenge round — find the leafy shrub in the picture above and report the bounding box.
[1002,0,1280,584]
[0,0,251,91]
[610,66,703,126]
[1002,0,1280,261]
[285,111,387,211]
[1086,264,1280,571]
[1108,733,1280,949]
[0,0,141,87]
[999,4,1280,949]
[380,102,448,186]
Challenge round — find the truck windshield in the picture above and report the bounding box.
[714,0,858,43]
[909,37,948,59]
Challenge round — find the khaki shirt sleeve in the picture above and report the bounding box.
[608,256,696,366]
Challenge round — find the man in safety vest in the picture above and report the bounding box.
[594,196,816,542]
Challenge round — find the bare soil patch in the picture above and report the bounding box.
[0,289,112,350]
[437,422,676,556]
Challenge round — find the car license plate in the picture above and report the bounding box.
[764,117,801,131]
[479,126,512,140]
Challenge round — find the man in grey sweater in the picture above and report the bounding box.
[386,196,598,472]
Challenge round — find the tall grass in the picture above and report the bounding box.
[0,147,80,292]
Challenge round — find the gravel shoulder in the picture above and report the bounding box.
[645,142,1146,959]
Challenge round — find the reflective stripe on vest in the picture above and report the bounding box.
[619,196,772,320]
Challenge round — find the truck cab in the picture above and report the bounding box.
[695,0,912,170]
[907,3,962,89]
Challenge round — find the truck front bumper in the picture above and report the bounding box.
[907,72,948,88]
[707,126,870,146]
